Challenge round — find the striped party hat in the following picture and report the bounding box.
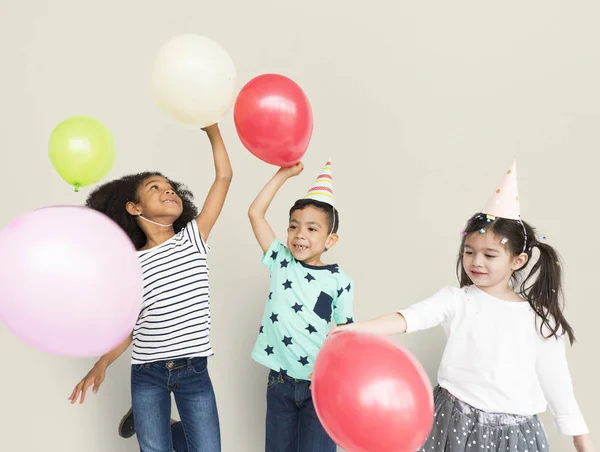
[303,160,334,206]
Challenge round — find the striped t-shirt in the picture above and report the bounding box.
[131,220,213,364]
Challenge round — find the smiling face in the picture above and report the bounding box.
[286,206,337,266]
[130,176,183,223]
[462,231,526,292]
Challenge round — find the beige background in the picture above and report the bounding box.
[0,0,598,450]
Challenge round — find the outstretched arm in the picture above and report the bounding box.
[337,312,408,336]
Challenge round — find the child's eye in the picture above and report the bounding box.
[289,225,297,230]
[308,228,316,232]
[464,251,473,255]
[485,255,497,259]
[151,185,159,190]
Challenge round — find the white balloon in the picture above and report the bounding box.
[151,34,237,127]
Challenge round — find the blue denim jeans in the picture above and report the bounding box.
[265,370,336,452]
[170,422,187,452]
[131,357,220,452]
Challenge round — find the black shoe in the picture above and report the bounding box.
[118,407,135,439]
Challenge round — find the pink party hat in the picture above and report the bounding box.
[304,160,334,206]
[481,160,521,220]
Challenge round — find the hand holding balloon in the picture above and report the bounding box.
[278,161,305,178]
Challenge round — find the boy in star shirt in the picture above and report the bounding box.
[248,160,354,452]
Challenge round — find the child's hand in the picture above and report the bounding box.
[307,373,312,390]
[328,325,349,337]
[331,325,344,335]
[201,123,219,132]
[574,435,595,452]
[68,363,106,404]
[278,162,304,178]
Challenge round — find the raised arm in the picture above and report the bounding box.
[195,124,233,242]
[248,162,303,253]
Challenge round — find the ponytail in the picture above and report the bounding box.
[519,242,575,345]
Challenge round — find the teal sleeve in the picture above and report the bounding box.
[261,239,290,271]
[333,278,354,325]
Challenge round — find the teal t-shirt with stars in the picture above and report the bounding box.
[251,239,354,380]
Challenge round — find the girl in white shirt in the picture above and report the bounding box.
[339,210,594,452]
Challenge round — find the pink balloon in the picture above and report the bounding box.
[312,331,434,452]
[0,206,142,357]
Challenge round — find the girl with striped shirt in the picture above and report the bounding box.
[68,124,232,452]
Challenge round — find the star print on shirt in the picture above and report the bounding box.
[268,292,273,300]
[265,345,274,356]
[337,288,344,297]
[280,368,288,376]
[328,266,340,274]
[346,317,354,324]
[280,259,289,268]
[282,280,293,290]
[306,324,317,334]
[259,325,264,334]
[282,336,293,347]
[346,283,351,292]
[292,302,303,313]
[304,273,315,283]
[270,313,279,323]
[298,356,309,366]
[270,250,278,260]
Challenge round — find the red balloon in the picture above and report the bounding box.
[312,331,434,452]
[234,74,313,167]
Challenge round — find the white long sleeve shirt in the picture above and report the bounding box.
[399,285,588,436]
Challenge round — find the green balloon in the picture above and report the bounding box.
[48,116,116,192]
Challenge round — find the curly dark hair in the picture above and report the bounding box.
[85,172,198,250]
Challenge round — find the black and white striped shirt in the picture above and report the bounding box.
[132,220,213,363]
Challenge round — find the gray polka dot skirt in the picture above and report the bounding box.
[419,386,550,452]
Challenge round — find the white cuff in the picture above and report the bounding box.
[397,308,419,334]
[554,414,589,436]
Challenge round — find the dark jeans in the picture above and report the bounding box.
[131,357,220,452]
[265,370,336,452]
[171,422,187,452]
